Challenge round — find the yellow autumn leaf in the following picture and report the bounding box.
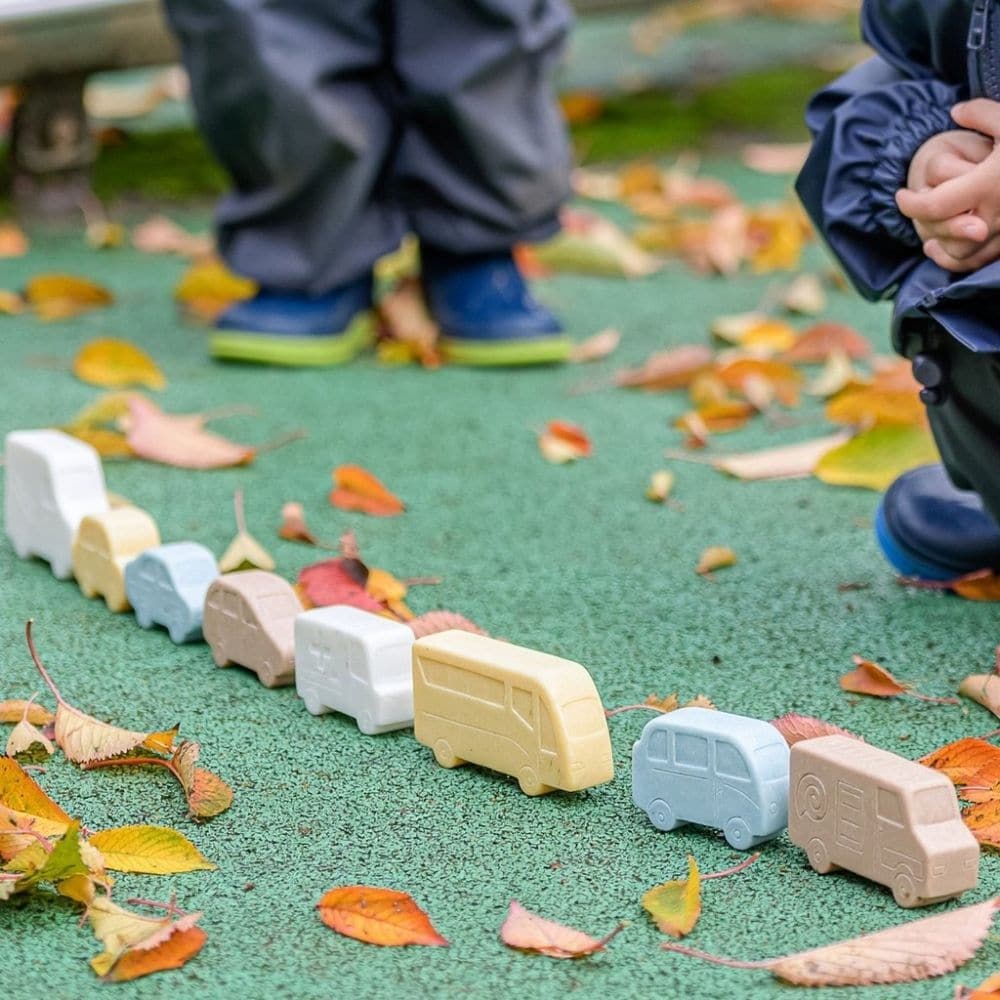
[642,855,701,938]
[88,826,215,875]
[747,202,810,273]
[25,274,114,320]
[696,546,737,576]
[815,426,939,491]
[73,338,167,391]
[174,258,256,322]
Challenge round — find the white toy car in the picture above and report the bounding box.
[4,428,109,579]
[295,605,414,735]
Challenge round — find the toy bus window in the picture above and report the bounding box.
[464,671,504,707]
[877,788,903,826]
[647,730,668,762]
[562,698,605,736]
[675,733,708,770]
[538,704,556,753]
[511,686,532,727]
[349,652,364,682]
[914,786,956,824]
[716,742,749,781]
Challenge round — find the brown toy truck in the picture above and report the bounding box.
[789,735,979,907]
[203,570,301,688]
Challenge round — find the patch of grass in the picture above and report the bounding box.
[571,64,838,163]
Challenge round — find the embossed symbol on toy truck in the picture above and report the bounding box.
[789,735,979,907]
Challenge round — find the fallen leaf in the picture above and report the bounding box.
[781,321,872,363]
[714,358,803,407]
[643,855,701,938]
[532,208,662,278]
[960,674,1000,716]
[297,558,385,614]
[219,489,275,572]
[0,757,70,825]
[0,700,54,726]
[538,421,592,463]
[746,202,811,273]
[317,886,448,947]
[806,350,855,398]
[570,328,621,363]
[125,395,256,469]
[840,656,909,698]
[684,694,716,710]
[646,470,675,503]
[960,799,1000,848]
[500,900,622,959]
[825,363,926,427]
[25,274,113,320]
[688,372,730,408]
[132,215,212,257]
[779,274,826,315]
[709,431,851,481]
[770,713,863,746]
[815,425,938,491]
[72,338,167,391]
[675,401,754,437]
[6,717,54,758]
[407,611,490,639]
[957,970,1000,999]
[101,923,207,983]
[559,90,605,125]
[278,501,325,546]
[740,141,810,174]
[62,391,135,459]
[662,897,999,986]
[85,221,127,250]
[0,221,29,257]
[174,257,256,322]
[0,290,25,315]
[88,826,215,875]
[697,546,737,576]
[739,319,799,354]
[330,465,405,517]
[616,344,714,391]
[920,738,1000,790]
[376,277,441,368]
[949,572,1000,602]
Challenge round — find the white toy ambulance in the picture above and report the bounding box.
[294,605,414,734]
[4,429,109,579]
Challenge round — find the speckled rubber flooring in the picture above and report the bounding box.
[1,165,997,999]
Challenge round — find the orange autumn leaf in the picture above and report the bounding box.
[920,738,1000,791]
[0,757,71,825]
[714,358,803,406]
[538,420,592,463]
[278,502,320,546]
[958,970,1000,999]
[173,257,256,322]
[330,465,405,517]
[781,321,872,363]
[317,886,448,947]
[25,274,113,320]
[559,90,605,125]
[962,799,1000,848]
[696,546,737,576]
[72,338,167,391]
[615,344,714,390]
[642,855,701,938]
[500,900,623,959]
[0,221,29,257]
[746,202,811,273]
[840,656,909,698]
[770,713,863,747]
[952,571,1000,602]
[675,400,754,436]
[102,925,208,982]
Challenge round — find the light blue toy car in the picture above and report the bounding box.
[631,707,790,850]
[124,541,219,644]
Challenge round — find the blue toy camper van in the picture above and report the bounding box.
[124,541,219,643]
[631,707,790,850]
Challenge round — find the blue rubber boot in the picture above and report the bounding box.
[210,276,375,366]
[874,464,1000,580]
[422,247,570,366]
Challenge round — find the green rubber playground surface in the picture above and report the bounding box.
[1,178,998,1000]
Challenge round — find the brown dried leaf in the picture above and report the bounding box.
[770,713,863,747]
[781,321,872,363]
[840,656,908,698]
[663,897,999,985]
[500,901,622,959]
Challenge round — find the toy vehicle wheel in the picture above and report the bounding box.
[723,817,754,851]
[135,610,153,629]
[433,740,462,769]
[517,767,551,796]
[79,578,97,599]
[646,798,680,832]
[302,694,325,716]
[259,662,282,689]
[892,872,918,908]
[357,711,376,735]
[11,538,31,560]
[168,624,188,644]
[806,837,837,874]
[210,644,231,668]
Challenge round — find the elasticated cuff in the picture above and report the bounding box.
[869,102,958,246]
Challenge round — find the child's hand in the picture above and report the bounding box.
[896,101,1000,271]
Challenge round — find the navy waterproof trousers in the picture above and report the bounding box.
[163,0,573,293]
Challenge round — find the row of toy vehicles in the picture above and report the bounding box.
[2,429,982,909]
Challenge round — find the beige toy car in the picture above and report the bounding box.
[203,570,301,688]
[789,735,979,907]
[412,630,613,796]
[71,506,160,612]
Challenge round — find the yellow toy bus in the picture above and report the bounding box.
[412,630,613,796]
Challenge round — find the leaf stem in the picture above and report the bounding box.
[605,704,663,718]
[595,921,629,950]
[908,692,961,705]
[702,852,760,880]
[255,428,308,456]
[24,620,65,706]
[83,756,179,780]
[126,895,186,918]
[233,488,246,535]
[661,941,772,969]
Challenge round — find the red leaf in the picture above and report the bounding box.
[297,559,385,614]
[770,713,863,747]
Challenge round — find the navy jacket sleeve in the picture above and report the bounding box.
[795,57,963,302]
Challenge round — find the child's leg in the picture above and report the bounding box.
[393,0,574,363]
[876,324,1000,578]
[163,0,402,362]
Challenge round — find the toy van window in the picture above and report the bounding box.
[716,742,749,780]
[257,593,299,621]
[222,592,239,618]
[914,786,956,824]
[877,788,903,825]
[172,562,208,587]
[561,698,604,737]
[675,733,708,770]
[511,686,532,727]
[538,704,556,753]
[465,671,504,706]
[647,730,668,762]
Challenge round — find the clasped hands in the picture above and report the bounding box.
[896,99,1000,272]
